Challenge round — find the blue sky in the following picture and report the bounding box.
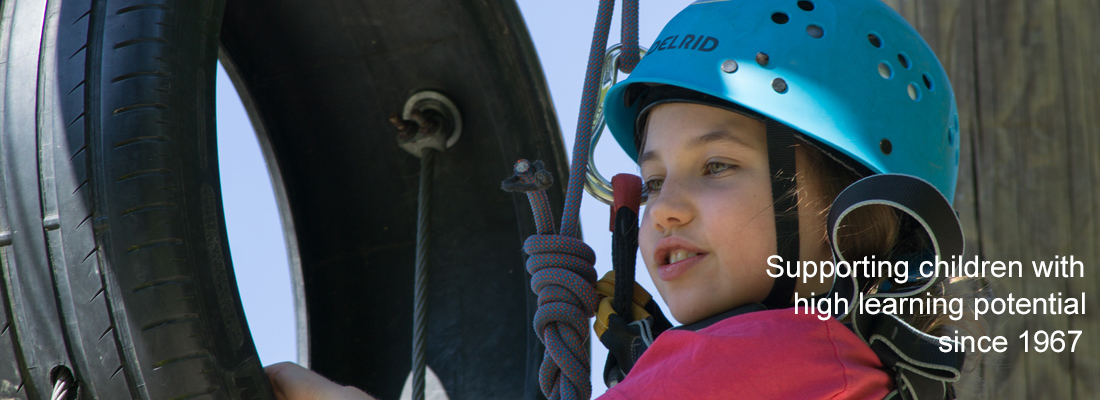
[215,1,694,396]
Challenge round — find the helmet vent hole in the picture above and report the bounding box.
[897,53,910,69]
[807,24,824,38]
[907,83,921,101]
[772,78,789,93]
[923,73,935,90]
[798,1,815,11]
[947,129,955,146]
[772,12,790,24]
[868,33,883,48]
[880,139,893,155]
[878,62,893,79]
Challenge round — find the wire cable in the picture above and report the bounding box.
[412,148,437,400]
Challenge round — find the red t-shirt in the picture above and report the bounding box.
[599,307,892,399]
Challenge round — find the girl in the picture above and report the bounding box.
[270,0,968,398]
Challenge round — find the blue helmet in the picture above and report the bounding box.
[604,0,959,201]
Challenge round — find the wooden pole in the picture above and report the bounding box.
[886,0,1100,398]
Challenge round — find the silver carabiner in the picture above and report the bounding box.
[584,43,648,206]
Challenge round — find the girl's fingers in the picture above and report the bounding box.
[265,362,375,400]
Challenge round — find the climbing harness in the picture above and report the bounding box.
[501,0,639,398]
[391,90,462,400]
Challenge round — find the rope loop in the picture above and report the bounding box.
[524,234,598,400]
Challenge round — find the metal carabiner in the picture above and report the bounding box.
[584,43,648,206]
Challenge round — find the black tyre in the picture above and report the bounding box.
[1,0,271,399]
[1,0,565,399]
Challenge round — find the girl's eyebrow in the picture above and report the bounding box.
[638,149,660,168]
[638,130,754,168]
[690,130,754,149]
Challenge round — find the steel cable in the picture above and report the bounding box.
[412,148,437,400]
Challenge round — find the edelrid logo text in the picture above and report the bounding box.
[649,34,719,53]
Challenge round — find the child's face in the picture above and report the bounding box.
[638,102,779,324]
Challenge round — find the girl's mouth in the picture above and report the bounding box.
[658,250,705,281]
[668,249,698,264]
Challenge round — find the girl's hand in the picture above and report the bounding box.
[265,362,376,400]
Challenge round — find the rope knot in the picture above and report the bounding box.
[524,234,598,400]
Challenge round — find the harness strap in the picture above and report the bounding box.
[760,120,800,309]
[671,303,768,332]
[610,174,642,320]
[825,174,965,400]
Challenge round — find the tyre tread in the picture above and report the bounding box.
[38,1,134,399]
[1,0,271,398]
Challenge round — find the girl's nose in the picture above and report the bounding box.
[647,180,694,233]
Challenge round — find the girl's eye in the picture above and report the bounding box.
[644,178,664,194]
[705,161,735,175]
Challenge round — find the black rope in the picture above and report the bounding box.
[412,148,437,400]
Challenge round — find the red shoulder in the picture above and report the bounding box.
[602,308,892,400]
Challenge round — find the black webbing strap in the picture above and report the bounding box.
[824,174,965,400]
[611,208,639,319]
[760,120,800,309]
[671,303,768,332]
[611,174,642,319]
[859,311,964,400]
[826,174,964,319]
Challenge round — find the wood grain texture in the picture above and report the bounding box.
[1054,0,1100,398]
[887,0,1098,398]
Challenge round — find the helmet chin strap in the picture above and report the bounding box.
[760,119,800,310]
